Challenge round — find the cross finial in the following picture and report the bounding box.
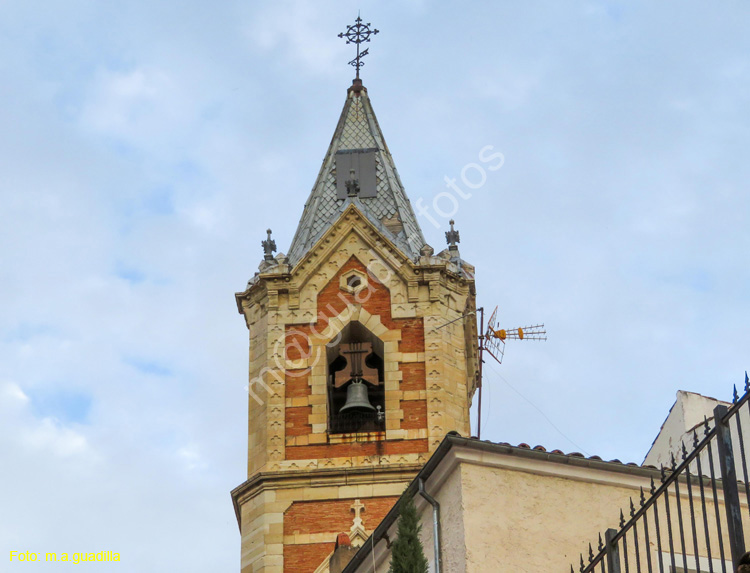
[262,228,277,261]
[445,219,460,250]
[338,14,379,79]
[350,499,366,530]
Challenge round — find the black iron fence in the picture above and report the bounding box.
[573,374,750,573]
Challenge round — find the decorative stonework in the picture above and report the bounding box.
[235,82,478,570]
[349,499,367,545]
[339,268,369,295]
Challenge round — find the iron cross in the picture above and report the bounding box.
[338,14,379,79]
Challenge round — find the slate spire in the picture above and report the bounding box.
[287,80,426,266]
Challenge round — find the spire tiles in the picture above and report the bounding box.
[286,82,426,266]
[286,18,425,267]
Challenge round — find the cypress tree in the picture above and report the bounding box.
[388,494,429,573]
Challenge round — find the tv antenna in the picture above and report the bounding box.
[436,306,546,438]
[482,306,547,365]
[476,306,546,438]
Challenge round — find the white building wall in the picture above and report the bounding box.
[643,390,750,482]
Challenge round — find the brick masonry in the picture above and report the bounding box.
[283,496,400,572]
[234,204,478,573]
[283,256,429,457]
[284,497,399,536]
[283,543,335,573]
[399,363,426,392]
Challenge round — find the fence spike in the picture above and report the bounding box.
[650,476,656,494]
[661,465,667,482]
[670,452,677,470]
[745,370,749,392]
[630,497,636,517]
[620,508,626,527]
[589,542,594,562]
[703,415,710,436]
[640,486,646,506]
[693,428,699,448]
[598,532,604,551]
[580,554,585,572]
[571,566,574,573]
[733,384,739,403]
[682,441,688,460]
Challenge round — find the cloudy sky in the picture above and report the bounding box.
[2,1,749,570]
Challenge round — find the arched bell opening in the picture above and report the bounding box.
[326,321,385,434]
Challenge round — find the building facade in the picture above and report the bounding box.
[343,395,750,573]
[229,70,750,573]
[231,78,479,573]
[343,435,663,573]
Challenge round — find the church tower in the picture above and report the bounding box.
[231,73,479,572]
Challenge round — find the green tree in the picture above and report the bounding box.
[388,494,429,573]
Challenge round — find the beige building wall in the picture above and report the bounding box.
[348,441,698,573]
[350,437,750,573]
[458,460,645,571]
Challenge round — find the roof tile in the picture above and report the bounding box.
[287,85,426,266]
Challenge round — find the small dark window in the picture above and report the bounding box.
[335,149,378,199]
[347,275,362,289]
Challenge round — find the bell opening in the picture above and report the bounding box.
[327,321,385,434]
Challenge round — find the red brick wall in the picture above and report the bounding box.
[284,496,399,536]
[286,406,312,436]
[283,542,334,573]
[294,257,417,337]
[281,257,428,457]
[285,328,311,361]
[286,371,310,398]
[400,363,426,392]
[397,318,424,353]
[401,401,427,430]
[282,496,401,572]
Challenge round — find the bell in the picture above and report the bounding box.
[340,379,376,413]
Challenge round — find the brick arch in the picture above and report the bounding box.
[282,257,428,462]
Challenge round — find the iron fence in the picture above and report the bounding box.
[573,373,750,573]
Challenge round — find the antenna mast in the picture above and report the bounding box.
[476,306,547,439]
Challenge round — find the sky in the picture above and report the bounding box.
[1,1,749,571]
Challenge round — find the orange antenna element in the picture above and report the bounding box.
[484,306,546,365]
[434,306,547,440]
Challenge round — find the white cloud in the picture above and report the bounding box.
[1,1,750,570]
[0,381,29,406]
[247,1,343,75]
[80,66,183,142]
[23,417,90,457]
[0,382,90,458]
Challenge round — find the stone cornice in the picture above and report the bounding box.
[230,463,423,528]
[235,204,476,320]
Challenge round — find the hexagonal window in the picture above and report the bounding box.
[340,269,368,295]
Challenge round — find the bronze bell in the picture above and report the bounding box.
[340,379,376,413]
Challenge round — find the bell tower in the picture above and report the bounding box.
[231,75,479,572]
